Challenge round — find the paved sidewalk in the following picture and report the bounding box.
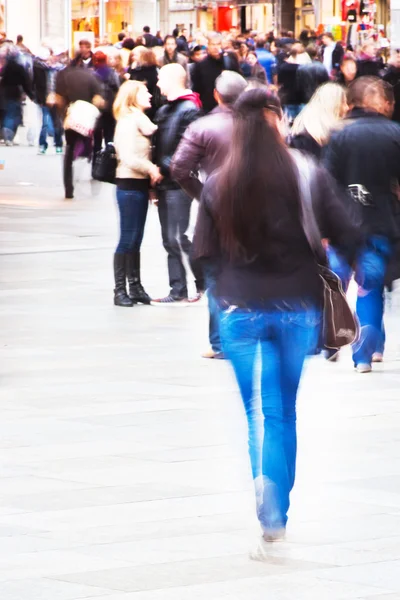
[1,147,400,600]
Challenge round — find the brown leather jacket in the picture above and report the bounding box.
[170,105,234,200]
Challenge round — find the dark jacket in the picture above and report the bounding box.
[324,108,400,241]
[194,162,360,308]
[321,42,344,73]
[191,53,239,113]
[154,93,202,189]
[176,35,189,55]
[278,62,300,106]
[94,66,120,112]
[171,104,234,199]
[32,58,49,106]
[128,64,160,120]
[383,66,400,124]
[70,52,94,69]
[0,57,32,101]
[290,132,322,160]
[356,57,383,79]
[55,65,102,110]
[297,61,329,104]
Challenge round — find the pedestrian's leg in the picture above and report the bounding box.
[103,112,116,144]
[353,238,390,368]
[63,130,76,199]
[204,263,222,354]
[50,106,63,149]
[114,187,135,307]
[220,310,262,492]
[157,190,188,299]
[39,106,49,151]
[174,189,204,293]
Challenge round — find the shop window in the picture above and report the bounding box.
[105,0,133,44]
[0,0,5,33]
[71,0,100,49]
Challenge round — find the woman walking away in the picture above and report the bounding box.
[290,82,347,159]
[194,88,361,555]
[113,81,162,307]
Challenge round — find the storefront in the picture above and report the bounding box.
[69,0,159,49]
[0,0,6,33]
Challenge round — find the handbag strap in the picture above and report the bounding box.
[291,150,327,266]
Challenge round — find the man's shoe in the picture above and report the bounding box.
[202,348,225,359]
[188,291,205,304]
[151,295,189,306]
[38,146,47,155]
[5,140,13,147]
[355,363,372,374]
[64,196,74,201]
[56,147,63,154]
[372,353,384,363]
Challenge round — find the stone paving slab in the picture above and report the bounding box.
[1,147,400,598]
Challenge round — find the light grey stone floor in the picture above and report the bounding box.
[1,146,400,599]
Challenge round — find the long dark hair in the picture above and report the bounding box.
[216,88,301,261]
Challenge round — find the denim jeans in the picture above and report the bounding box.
[158,188,204,299]
[327,236,391,365]
[3,99,23,142]
[203,262,222,353]
[220,306,320,531]
[39,106,63,149]
[116,187,149,254]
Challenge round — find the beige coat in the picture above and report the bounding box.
[114,109,157,180]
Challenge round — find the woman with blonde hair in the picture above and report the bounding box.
[112,80,161,307]
[290,82,348,159]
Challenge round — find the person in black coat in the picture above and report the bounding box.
[0,49,32,144]
[383,53,400,123]
[296,46,329,105]
[152,63,204,304]
[191,34,239,113]
[128,46,160,120]
[324,76,400,372]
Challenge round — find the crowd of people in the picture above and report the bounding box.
[1,23,400,554]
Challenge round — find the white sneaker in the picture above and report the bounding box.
[250,531,286,562]
[356,363,372,374]
[372,353,383,363]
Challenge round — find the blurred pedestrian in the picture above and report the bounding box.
[255,38,276,84]
[336,54,357,87]
[55,59,104,199]
[296,45,330,105]
[193,87,360,551]
[320,32,344,77]
[191,33,240,113]
[277,48,301,123]
[152,63,204,304]
[120,37,135,69]
[158,35,188,73]
[112,81,161,307]
[174,27,189,55]
[291,82,347,159]
[0,45,32,145]
[324,77,400,372]
[33,47,64,154]
[246,51,267,83]
[128,46,160,120]
[142,26,157,48]
[92,50,120,162]
[114,32,126,50]
[171,71,247,357]
[71,39,94,68]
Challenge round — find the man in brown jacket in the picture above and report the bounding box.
[171,71,247,358]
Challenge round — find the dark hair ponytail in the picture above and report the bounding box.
[216,88,301,262]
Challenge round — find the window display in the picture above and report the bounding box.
[71,0,100,48]
[105,0,133,44]
[0,0,6,32]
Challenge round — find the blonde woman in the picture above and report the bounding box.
[112,81,161,307]
[290,82,348,159]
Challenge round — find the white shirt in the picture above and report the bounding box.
[323,44,335,74]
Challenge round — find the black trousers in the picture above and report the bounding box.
[93,112,116,162]
[158,188,204,299]
[63,129,87,198]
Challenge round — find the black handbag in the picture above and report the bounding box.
[92,143,117,184]
[293,151,360,350]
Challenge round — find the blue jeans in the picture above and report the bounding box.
[39,106,63,149]
[220,306,320,531]
[203,262,221,353]
[327,236,391,365]
[3,99,23,141]
[116,187,149,254]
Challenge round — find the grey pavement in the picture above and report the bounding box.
[1,144,400,600]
